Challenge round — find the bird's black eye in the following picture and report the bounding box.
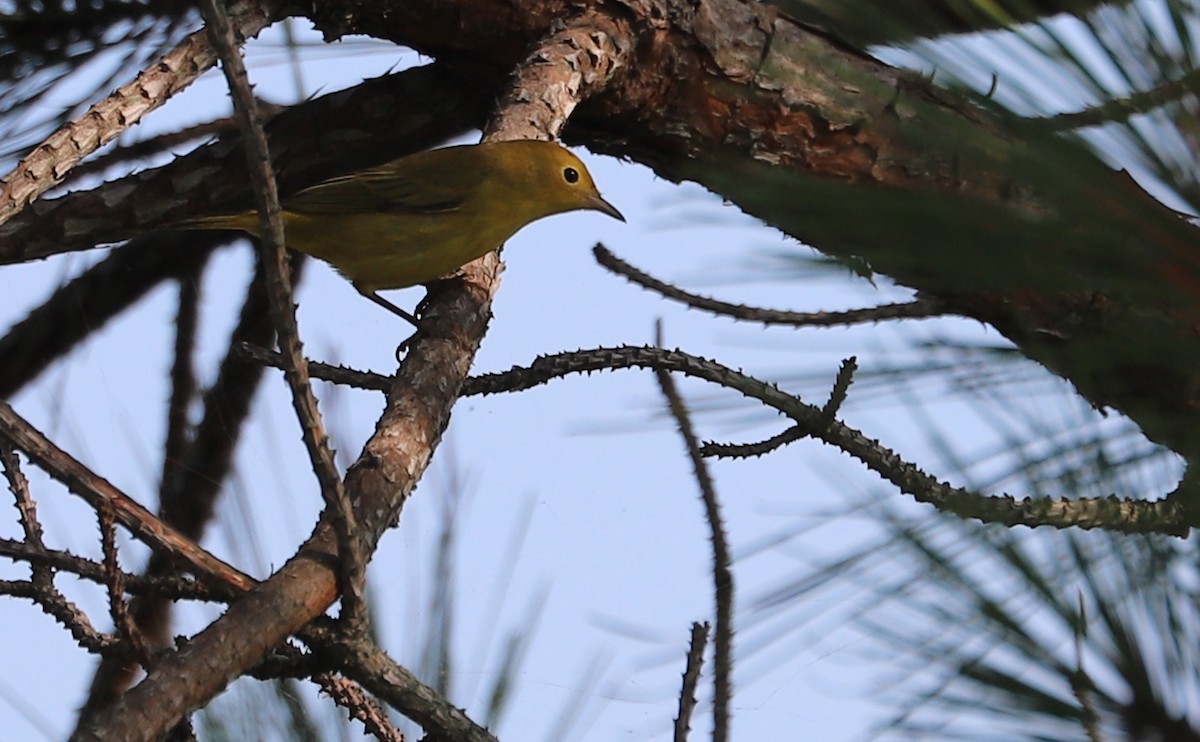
[563,167,580,184]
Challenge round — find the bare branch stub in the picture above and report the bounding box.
[674,621,710,742]
[3,439,43,544]
[820,356,857,422]
[307,622,499,742]
[314,672,406,742]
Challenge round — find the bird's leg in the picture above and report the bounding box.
[351,286,424,360]
[355,286,420,327]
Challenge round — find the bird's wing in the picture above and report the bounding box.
[284,161,470,215]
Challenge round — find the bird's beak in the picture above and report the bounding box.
[591,195,626,222]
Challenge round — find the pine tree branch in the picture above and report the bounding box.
[0,0,276,227]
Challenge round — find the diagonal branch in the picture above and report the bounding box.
[0,0,277,227]
[0,233,218,399]
[0,62,493,266]
[0,399,255,593]
[199,0,363,624]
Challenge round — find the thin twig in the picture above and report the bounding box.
[98,502,155,668]
[199,0,364,625]
[0,577,117,654]
[0,538,219,601]
[674,622,710,742]
[236,340,1193,533]
[708,356,859,458]
[595,245,949,327]
[654,323,733,742]
[700,424,810,460]
[237,343,391,391]
[1072,593,1103,742]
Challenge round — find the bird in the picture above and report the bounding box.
[174,140,624,323]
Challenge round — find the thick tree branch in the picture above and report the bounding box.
[0,233,217,400]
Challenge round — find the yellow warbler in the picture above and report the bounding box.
[175,140,624,322]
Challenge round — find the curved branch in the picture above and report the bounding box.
[467,346,1190,535]
[654,353,733,741]
[235,341,1191,534]
[595,245,950,327]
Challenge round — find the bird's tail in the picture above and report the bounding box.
[167,212,259,235]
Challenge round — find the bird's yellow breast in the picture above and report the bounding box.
[279,208,515,292]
